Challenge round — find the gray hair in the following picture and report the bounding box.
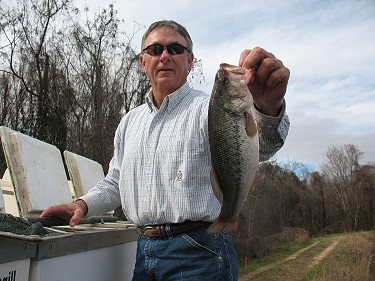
[141,20,193,52]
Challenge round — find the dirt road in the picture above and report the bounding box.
[239,234,346,281]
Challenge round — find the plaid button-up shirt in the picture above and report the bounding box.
[81,82,289,226]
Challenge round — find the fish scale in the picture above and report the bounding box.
[207,63,259,234]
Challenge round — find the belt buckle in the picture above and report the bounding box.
[143,225,156,230]
[142,225,158,239]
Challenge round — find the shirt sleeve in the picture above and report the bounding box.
[79,119,125,216]
[255,99,290,162]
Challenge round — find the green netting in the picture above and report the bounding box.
[0,213,48,236]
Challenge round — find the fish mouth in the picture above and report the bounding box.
[220,63,246,75]
[217,63,251,87]
[218,64,246,82]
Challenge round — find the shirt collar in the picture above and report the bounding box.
[146,82,191,113]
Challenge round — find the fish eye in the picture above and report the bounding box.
[222,76,230,85]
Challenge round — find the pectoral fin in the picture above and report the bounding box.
[245,111,258,138]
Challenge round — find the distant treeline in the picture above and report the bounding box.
[234,144,375,263]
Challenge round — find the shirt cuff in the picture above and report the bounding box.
[79,192,102,217]
[255,99,286,129]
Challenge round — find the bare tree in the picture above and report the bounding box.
[355,164,375,229]
[1,1,207,177]
[320,144,363,231]
[0,1,151,173]
[311,172,327,229]
[58,5,151,170]
[0,0,71,149]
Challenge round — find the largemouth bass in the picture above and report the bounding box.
[207,63,259,234]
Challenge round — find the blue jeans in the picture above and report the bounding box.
[131,225,238,280]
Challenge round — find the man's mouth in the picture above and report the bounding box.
[157,69,174,78]
[158,68,173,72]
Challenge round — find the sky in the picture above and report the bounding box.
[77,0,375,171]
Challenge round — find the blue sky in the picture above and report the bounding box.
[79,0,375,171]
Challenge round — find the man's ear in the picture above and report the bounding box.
[188,52,194,70]
[139,54,147,72]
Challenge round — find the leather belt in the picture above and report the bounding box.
[140,220,211,239]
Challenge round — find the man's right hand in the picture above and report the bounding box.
[40,199,88,227]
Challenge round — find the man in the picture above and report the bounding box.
[41,20,290,280]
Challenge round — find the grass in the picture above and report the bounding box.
[301,231,375,281]
[239,231,375,281]
[239,238,318,275]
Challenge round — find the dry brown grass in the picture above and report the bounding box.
[303,231,375,281]
[239,231,375,281]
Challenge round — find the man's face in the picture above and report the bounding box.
[140,27,194,95]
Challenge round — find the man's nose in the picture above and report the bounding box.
[159,48,171,60]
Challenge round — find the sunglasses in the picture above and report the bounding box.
[142,43,190,56]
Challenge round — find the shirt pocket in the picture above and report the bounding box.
[173,138,206,189]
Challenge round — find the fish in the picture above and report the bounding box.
[207,63,259,234]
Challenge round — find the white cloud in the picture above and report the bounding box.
[76,0,375,170]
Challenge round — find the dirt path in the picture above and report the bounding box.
[307,239,341,269]
[239,236,345,281]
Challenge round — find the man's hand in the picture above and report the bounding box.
[239,47,290,117]
[40,199,87,227]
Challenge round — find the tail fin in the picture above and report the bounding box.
[206,215,239,234]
